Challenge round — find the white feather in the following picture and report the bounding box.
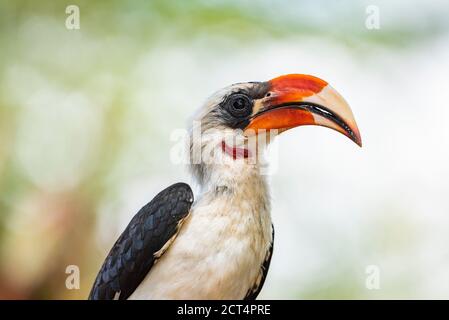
[129,159,272,299]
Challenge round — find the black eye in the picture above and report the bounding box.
[226,93,252,118]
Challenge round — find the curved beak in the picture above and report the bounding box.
[245,74,362,147]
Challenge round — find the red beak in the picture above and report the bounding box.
[245,74,362,147]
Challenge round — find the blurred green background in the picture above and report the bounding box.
[1,0,449,299]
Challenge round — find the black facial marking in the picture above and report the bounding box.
[226,93,252,118]
[246,81,270,99]
[219,82,269,129]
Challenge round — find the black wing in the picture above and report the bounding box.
[244,225,274,300]
[88,182,193,300]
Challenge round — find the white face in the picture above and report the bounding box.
[188,82,273,185]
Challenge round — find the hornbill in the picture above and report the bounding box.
[89,74,361,300]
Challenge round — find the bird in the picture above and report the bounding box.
[88,73,362,300]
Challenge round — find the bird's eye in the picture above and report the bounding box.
[226,94,252,118]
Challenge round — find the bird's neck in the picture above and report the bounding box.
[189,138,271,208]
[190,146,273,264]
[193,151,269,206]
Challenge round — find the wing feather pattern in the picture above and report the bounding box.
[88,182,193,300]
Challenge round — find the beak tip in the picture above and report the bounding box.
[353,133,362,147]
[348,123,362,147]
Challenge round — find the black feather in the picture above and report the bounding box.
[244,225,274,300]
[88,182,193,300]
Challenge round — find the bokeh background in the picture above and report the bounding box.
[1,0,449,299]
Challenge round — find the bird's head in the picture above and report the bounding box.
[189,74,361,185]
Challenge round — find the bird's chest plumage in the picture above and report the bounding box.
[129,177,272,300]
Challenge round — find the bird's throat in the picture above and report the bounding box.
[221,141,250,160]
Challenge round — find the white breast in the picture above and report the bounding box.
[128,164,272,300]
